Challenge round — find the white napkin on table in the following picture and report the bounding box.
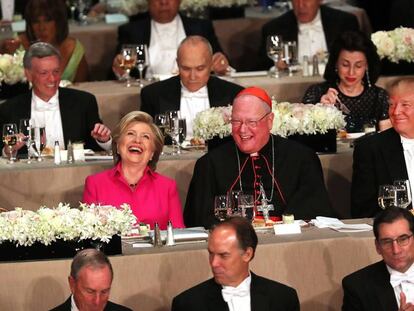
[310,216,372,232]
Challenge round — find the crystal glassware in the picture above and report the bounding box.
[2,123,17,163]
[238,194,255,222]
[154,114,167,155]
[31,126,46,162]
[214,195,230,221]
[266,35,283,78]
[19,119,32,163]
[165,111,182,155]
[394,179,412,209]
[283,41,298,76]
[120,45,137,88]
[378,185,397,210]
[135,44,149,88]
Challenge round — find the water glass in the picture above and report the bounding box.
[266,35,283,78]
[2,123,17,163]
[394,179,412,209]
[238,194,255,222]
[135,44,149,88]
[378,185,397,209]
[19,119,32,163]
[214,195,230,221]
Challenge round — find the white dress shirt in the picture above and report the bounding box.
[401,135,414,193]
[148,15,186,76]
[180,84,210,139]
[221,274,251,311]
[387,263,414,307]
[70,294,80,311]
[297,10,327,63]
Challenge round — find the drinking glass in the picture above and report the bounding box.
[135,44,149,88]
[2,123,17,163]
[120,45,137,88]
[283,41,298,76]
[228,190,242,216]
[19,119,32,163]
[394,180,412,209]
[154,114,167,155]
[214,195,230,221]
[31,126,46,162]
[378,185,397,209]
[266,35,283,78]
[238,194,255,222]
[165,111,182,155]
[178,118,186,144]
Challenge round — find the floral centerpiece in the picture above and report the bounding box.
[371,27,414,63]
[0,49,26,85]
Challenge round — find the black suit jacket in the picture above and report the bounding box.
[0,88,104,151]
[117,13,222,53]
[171,272,299,311]
[50,296,132,311]
[342,260,398,311]
[351,128,408,218]
[260,5,359,69]
[140,75,244,117]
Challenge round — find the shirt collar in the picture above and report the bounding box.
[180,82,208,98]
[222,273,251,291]
[298,9,322,30]
[111,161,156,179]
[152,15,180,32]
[32,90,59,112]
[70,295,80,311]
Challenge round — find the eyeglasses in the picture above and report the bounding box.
[230,112,270,128]
[378,234,413,250]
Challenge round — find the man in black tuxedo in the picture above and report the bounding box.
[172,217,299,311]
[351,78,414,218]
[342,207,414,310]
[260,0,359,70]
[112,0,229,77]
[0,42,111,154]
[50,248,131,311]
[140,35,243,140]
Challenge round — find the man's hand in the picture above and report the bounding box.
[212,52,230,76]
[91,123,111,143]
[400,291,414,311]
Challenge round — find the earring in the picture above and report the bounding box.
[366,69,372,88]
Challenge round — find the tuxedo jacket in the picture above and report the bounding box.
[171,272,299,311]
[49,296,132,311]
[259,5,359,69]
[140,75,244,117]
[117,13,222,54]
[342,260,398,311]
[351,128,408,218]
[0,88,104,151]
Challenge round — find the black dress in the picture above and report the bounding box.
[302,82,389,132]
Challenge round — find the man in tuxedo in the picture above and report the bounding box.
[184,86,332,229]
[140,35,243,140]
[351,78,414,218]
[50,248,131,311]
[112,0,229,77]
[0,42,111,154]
[260,0,359,69]
[342,207,414,310]
[172,216,299,311]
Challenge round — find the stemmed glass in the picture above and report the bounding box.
[214,195,230,221]
[19,119,32,163]
[283,41,298,76]
[266,35,283,78]
[394,180,412,209]
[2,123,18,163]
[238,194,255,222]
[178,118,186,145]
[165,111,182,155]
[154,114,167,155]
[31,126,46,162]
[135,44,149,88]
[378,185,397,209]
[120,45,137,88]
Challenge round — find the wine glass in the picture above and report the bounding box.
[165,111,182,155]
[2,123,18,163]
[283,41,298,76]
[31,126,46,162]
[378,185,397,209]
[214,195,230,221]
[266,35,283,78]
[178,118,186,145]
[394,180,412,209]
[154,114,167,155]
[238,194,255,222]
[135,44,149,88]
[19,119,32,163]
[120,45,137,88]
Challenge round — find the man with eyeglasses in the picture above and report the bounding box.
[352,77,414,218]
[342,207,414,310]
[184,86,332,229]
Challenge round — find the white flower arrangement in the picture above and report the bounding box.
[371,27,414,63]
[193,102,345,140]
[0,203,136,247]
[0,49,26,85]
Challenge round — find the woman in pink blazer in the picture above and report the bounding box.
[83,111,184,230]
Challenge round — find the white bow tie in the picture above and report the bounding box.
[403,141,414,151]
[390,273,414,288]
[221,287,249,302]
[299,22,323,34]
[181,88,208,99]
[34,100,59,112]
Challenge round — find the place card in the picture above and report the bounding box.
[105,14,128,24]
[273,223,301,235]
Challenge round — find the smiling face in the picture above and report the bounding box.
[231,95,273,154]
[25,55,61,102]
[31,15,57,44]
[336,50,367,90]
[389,81,414,139]
[117,121,155,166]
[292,0,322,23]
[148,0,180,23]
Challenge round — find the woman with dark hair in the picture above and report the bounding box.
[4,0,88,82]
[302,31,391,133]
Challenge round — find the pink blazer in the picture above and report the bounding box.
[83,163,185,230]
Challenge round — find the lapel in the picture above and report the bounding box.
[206,278,229,311]
[207,77,221,107]
[250,272,270,310]
[320,6,334,47]
[372,261,399,310]
[20,92,32,119]
[380,129,409,181]
[142,16,151,45]
[58,88,71,147]
[160,76,182,111]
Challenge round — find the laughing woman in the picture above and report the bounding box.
[82,111,184,229]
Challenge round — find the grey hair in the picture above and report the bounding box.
[177,35,213,58]
[23,42,61,69]
[70,248,113,281]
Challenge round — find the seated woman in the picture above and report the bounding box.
[83,111,184,230]
[302,31,391,133]
[3,0,88,82]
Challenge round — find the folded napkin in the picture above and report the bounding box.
[149,227,208,242]
[310,216,372,232]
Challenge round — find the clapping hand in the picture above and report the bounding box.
[400,292,414,311]
[91,123,111,143]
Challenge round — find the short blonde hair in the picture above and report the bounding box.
[112,111,164,170]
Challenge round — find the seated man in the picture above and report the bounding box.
[172,217,299,310]
[351,78,414,218]
[342,207,414,310]
[0,42,111,154]
[140,35,244,140]
[50,248,131,311]
[112,0,229,77]
[184,86,333,229]
[260,0,359,69]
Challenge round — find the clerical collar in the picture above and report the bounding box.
[298,9,322,28]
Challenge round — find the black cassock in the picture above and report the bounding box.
[184,135,334,228]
